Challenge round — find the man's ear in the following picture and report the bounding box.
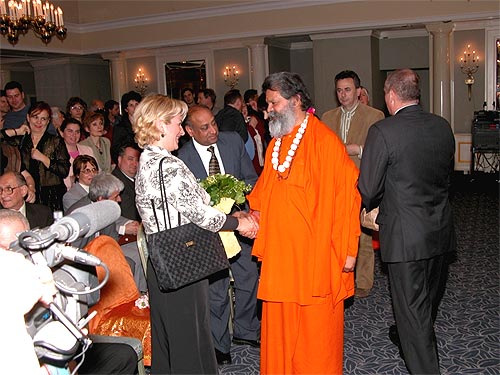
[185,125,194,137]
[20,185,29,199]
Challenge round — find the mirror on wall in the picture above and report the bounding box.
[496,39,499,110]
[165,60,206,99]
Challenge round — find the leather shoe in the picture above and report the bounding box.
[388,325,405,360]
[232,337,260,348]
[215,348,231,365]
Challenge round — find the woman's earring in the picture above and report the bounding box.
[161,133,165,138]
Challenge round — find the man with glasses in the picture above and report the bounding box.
[3,81,30,130]
[0,171,53,229]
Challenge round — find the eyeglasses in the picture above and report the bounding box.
[0,185,23,195]
[71,105,84,111]
[81,168,98,175]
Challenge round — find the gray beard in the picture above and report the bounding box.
[268,106,297,138]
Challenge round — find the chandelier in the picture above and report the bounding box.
[0,0,66,45]
[459,44,479,101]
[223,65,239,89]
[134,68,149,97]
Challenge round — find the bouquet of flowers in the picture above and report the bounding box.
[200,174,252,258]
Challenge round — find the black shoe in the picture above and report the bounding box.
[215,348,232,365]
[388,325,405,360]
[232,337,260,348]
[388,324,400,346]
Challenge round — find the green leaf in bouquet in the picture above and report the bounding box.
[199,173,252,206]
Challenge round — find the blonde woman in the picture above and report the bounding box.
[133,94,257,374]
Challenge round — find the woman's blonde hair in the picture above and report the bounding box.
[132,94,188,148]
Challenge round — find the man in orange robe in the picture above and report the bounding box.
[248,72,361,374]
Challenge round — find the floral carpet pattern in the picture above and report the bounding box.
[219,176,499,375]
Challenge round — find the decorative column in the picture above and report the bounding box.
[102,52,127,102]
[249,44,268,89]
[426,22,455,122]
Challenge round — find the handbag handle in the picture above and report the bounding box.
[151,156,181,232]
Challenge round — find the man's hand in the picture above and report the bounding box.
[345,143,361,157]
[125,221,140,235]
[343,255,356,273]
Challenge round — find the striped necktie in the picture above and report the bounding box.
[208,146,221,175]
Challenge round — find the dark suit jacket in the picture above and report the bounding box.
[111,167,140,221]
[177,132,257,186]
[215,106,249,143]
[359,105,455,263]
[25,202,54,229]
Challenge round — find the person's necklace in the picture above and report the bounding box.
[271,113,309,177]
[93,137,103,155]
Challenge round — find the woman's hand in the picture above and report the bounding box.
[17,124,31,136]
[31,148,51,168]
[234,212,259,239]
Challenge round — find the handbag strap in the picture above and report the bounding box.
[151,156,181,231]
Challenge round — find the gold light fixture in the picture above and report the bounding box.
[0,0,66,45]
[134,68,148,97]
[223,65,239,89]
[459,44,479,101]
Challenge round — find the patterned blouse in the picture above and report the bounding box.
[136,145,226,236]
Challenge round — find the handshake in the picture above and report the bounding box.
[233,210,260,239]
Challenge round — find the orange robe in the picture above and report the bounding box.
[248,114,361,374]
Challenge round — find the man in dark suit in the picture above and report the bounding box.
[178,105,260,365]
[0,171,53,229]
[359,69,455,374]
[111,144,141,222]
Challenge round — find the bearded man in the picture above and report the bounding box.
[248,72,361,374]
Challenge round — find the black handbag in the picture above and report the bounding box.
[147,157,229,291]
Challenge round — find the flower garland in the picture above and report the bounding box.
[271,113,309,173]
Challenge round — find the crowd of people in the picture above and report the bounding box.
[0,68,455,375]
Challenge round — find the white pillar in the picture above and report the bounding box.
[103,52,127,102]
[426,22,455,122]
[249,44,268,89]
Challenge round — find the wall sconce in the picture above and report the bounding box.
[134,68,148,97]
[223,65,239,89]
[459,44,479,101]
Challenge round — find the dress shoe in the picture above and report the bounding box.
[388,325,405,360]
[232,337,260,348]
[215,348,232,365]
[355,288,371,298]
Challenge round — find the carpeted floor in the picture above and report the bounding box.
[221,173,499,374]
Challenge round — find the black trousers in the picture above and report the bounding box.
[387,254,448,374]
[147,259,218,375]
[78,343,138,374]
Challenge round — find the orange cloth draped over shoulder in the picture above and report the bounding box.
[247,115,361,374]
[84,235,151,366]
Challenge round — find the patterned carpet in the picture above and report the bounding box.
[220,173,499,374]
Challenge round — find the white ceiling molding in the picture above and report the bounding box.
[290,42,313,50]
[310,30,373,40]
[373,29,429,40]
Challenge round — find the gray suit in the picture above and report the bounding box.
[178,131,260,353]
[359,104,455,374]
[63,182,88,213]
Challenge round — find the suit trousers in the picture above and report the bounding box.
[387,254,448,374]
[209,239,260,353]
[147,260,218,375]
[355,229,374,290]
